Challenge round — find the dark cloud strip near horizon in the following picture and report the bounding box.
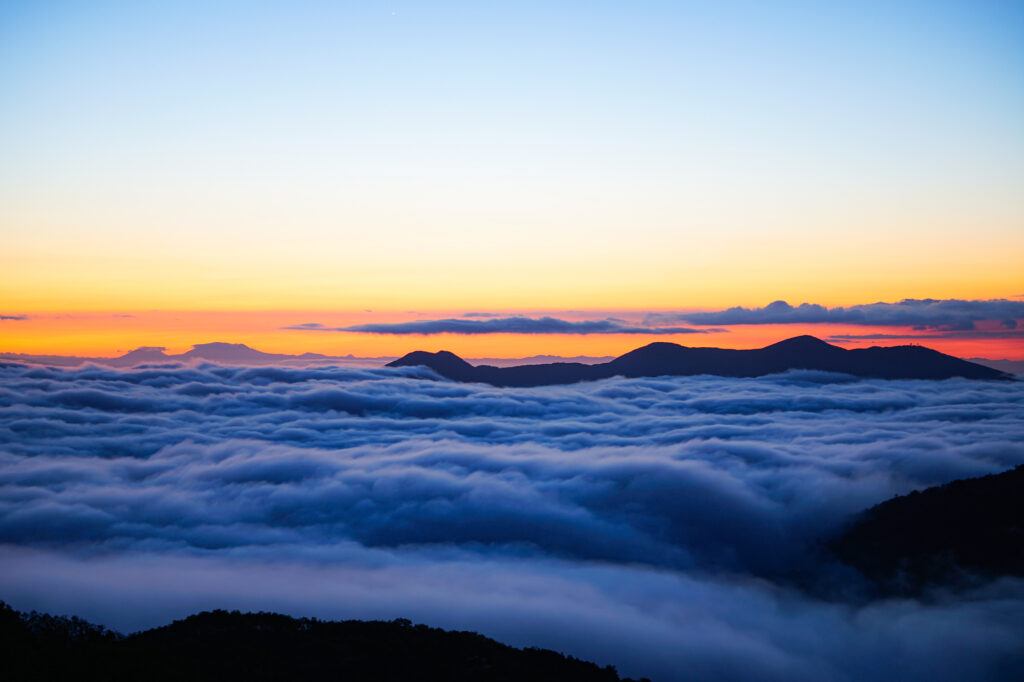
[658,298,1024,331]
[285,316,717,335]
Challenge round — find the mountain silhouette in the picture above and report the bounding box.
[387,335,1011,386]
[829,464,1024,594]
[0,604,645,682]
[180,342,305,363]
[107,347,171,367]
[1,345,396,368]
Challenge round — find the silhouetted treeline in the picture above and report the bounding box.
[0,603,649,682]
[830,464,1024,594]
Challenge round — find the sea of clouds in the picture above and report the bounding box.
[1,361,1023,681]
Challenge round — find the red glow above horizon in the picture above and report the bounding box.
[1,310,1021,361]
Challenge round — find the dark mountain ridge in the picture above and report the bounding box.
[829,464,1024,595]
[387,335,1011,386]
[0,603,644,682]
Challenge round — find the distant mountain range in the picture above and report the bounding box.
[0,343,393,368]
[0,344,613,369]
[1,338,1014,382]
[113,343,348,365]
[388,336,1013,386]
[967,357,1024,376]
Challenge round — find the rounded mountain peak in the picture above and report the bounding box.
[387,350,475,376]
[763,335,838,351]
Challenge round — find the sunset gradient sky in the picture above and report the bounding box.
[2,1,1023,358]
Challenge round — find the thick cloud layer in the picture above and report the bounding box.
[661,298,1024,330]
[1,361,1023,680]
[287,316,712,335]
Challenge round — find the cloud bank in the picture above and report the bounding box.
[1,361,1022,681]
[658,298,1024,331]
[284,299,1024,337]
[285,316,714,335]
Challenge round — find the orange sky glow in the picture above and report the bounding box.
[2,3,1022,364]
[2,309,1021,361]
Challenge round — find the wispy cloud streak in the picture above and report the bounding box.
[286,316,717,335]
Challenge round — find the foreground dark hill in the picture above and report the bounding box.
[388,336,1010,386]
[0,605,645,682]
[830,464,1024,595]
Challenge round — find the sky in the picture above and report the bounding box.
[2,0,1023,358]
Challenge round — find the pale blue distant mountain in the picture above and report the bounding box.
[0,344,613,368]
[968,358,1024,376]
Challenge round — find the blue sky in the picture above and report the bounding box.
[1,0,1023,353]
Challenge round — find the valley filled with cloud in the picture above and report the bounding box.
[1,361,1022,681]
